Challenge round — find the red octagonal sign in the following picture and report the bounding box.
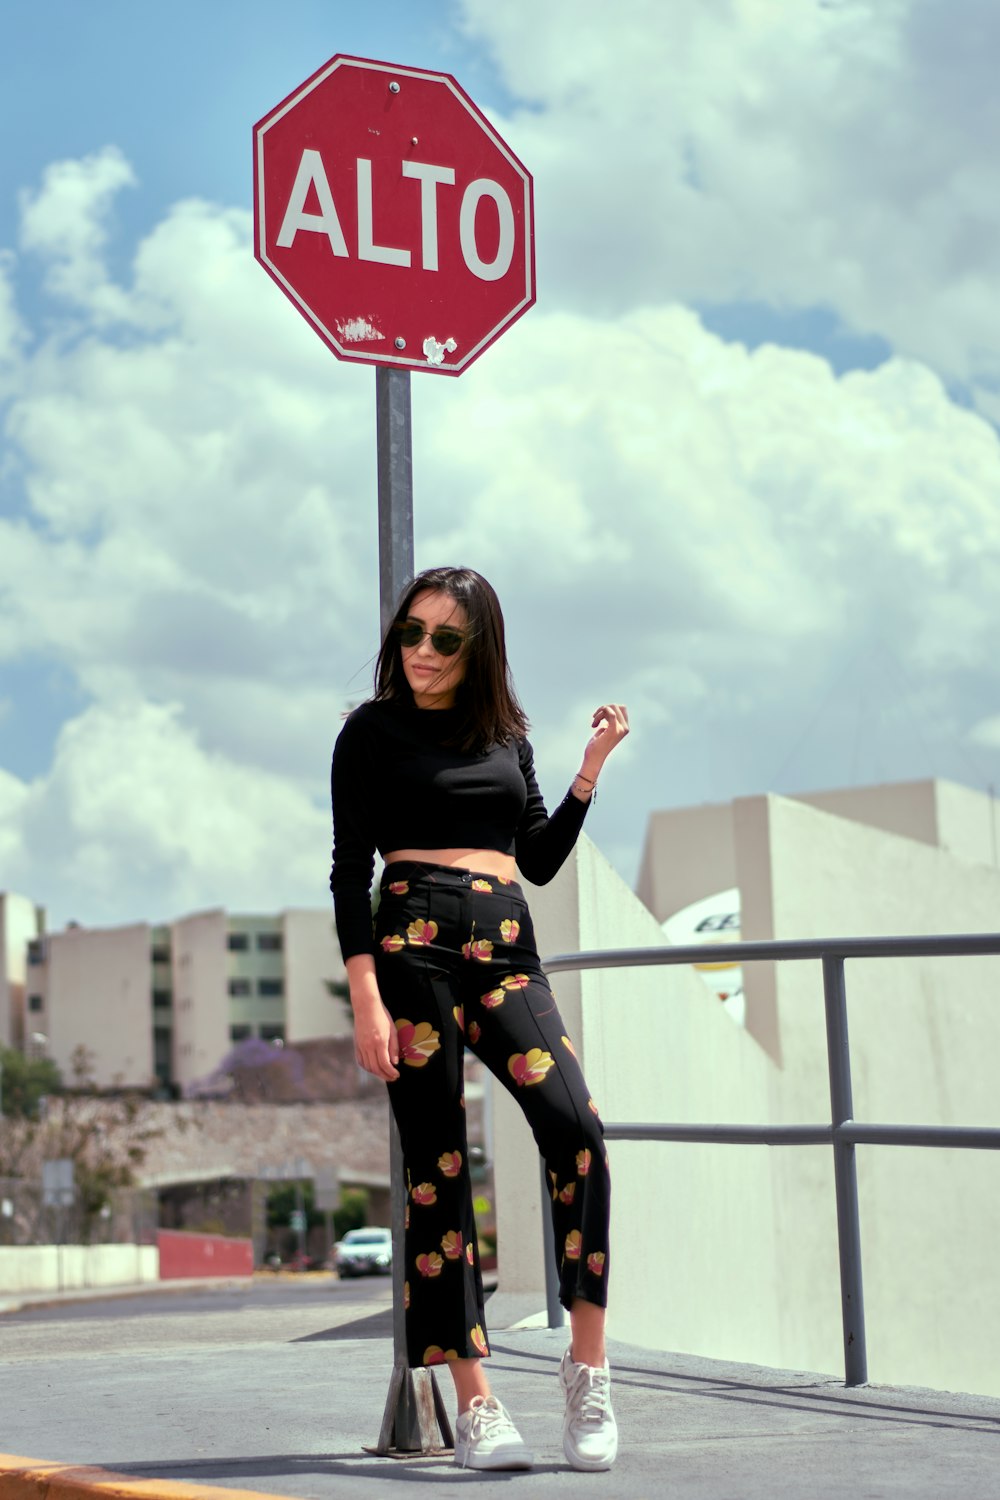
[253,54,535,377]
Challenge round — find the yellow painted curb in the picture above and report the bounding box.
[0,1455,297,1500]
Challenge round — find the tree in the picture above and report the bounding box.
[325,918,355,1026]
[333,1187,369,1240]
[266,1178,322,1232]
[187,1037,306,1102]
[265,1182,368,1242]
[324,976,353,1026]
[0,1046,177,1245]
[0,1046,62,1118]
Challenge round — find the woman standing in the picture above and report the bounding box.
[330,566,629,1472]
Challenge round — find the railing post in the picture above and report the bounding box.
[822,955,868,1385]
[540,1158,567,1329]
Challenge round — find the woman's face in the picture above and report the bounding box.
[398,589,469,709]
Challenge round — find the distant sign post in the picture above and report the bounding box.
[42,1158,75,1209]
[253,53,534,1460]
[42,1158,75,1295]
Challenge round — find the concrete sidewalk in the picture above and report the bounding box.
[2,1288,1000,1500]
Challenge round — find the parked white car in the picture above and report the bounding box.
[334,1226,393,1277]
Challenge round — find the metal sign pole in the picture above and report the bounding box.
[376,368,413,638]
[370,365,453,1457]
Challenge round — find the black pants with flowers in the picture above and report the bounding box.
[373,860,610,1370]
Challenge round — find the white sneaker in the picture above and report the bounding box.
[454,1395,533,1470]
[559,1348,619,1471]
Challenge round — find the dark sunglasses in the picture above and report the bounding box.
[394,621,466,657]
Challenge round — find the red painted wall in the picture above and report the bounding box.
[157,1229,254,1279]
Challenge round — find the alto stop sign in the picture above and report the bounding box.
[253,54,535,377]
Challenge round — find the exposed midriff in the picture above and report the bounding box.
[382,847,518,879]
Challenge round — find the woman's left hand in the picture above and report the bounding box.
[582,702,630,774]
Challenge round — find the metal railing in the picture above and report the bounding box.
[540,931,1000,1386]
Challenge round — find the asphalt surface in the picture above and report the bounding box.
[2,1278,1000,1499]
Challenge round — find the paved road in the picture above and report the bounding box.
[2,1279,1000,1499]
[0,1276,391,1350]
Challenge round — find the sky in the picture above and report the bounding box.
[2,0,1000,929]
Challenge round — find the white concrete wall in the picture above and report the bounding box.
[497,835,783,1367]
[46,923,153,1088]
[793,780,941,853]
[800,777,1000,869]
[494,799,1000,1400]
[283,909,351,1042]
[763,793,1000,1397]
[636,802,737,919]
[0,1244,158,1293]
[638,780,1000,926]
[171,911,229,1092]
[934,779,1000,868]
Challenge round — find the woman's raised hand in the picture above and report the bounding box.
[583,703,629,770]
[571,703,629,801]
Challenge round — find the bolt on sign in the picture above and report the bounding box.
[253,54,535,375]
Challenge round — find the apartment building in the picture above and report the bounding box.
[1,906,349,1094]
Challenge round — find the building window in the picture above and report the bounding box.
[150,944,170,964]
[256,933,283,952]
[28,994,43,1013]
[260,1025,285,1043]
[228,978,251,997]
[152,990,172,1008]
[27,940,44,965]
[153,1027,172,1082]
[227,933,249,952]
[229,1024,252,1043]
[257,978,285,998]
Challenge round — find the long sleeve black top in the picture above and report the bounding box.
[329,698,591,960]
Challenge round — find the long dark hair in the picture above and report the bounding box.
[372,566,529,751]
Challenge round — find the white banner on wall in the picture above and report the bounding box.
[661,888,745,1026]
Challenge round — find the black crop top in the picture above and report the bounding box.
[329,698,591,959]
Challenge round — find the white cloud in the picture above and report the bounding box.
[0,252,26,387]
[416,306,1000,671]
[458,0,1000,404]
[409,304,1000,851]
[4,142,1000,922]
[969,716,1000,751]
[18,147,138,325]
[4,701,330,924]
[3,181,377,696]
[0,764,28,867]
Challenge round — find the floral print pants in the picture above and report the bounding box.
[373,860,610,1370]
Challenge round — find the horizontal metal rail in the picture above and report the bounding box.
[602,1122,1000,1149]
[539,930,1000,1386]
[543,932,1000,972]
